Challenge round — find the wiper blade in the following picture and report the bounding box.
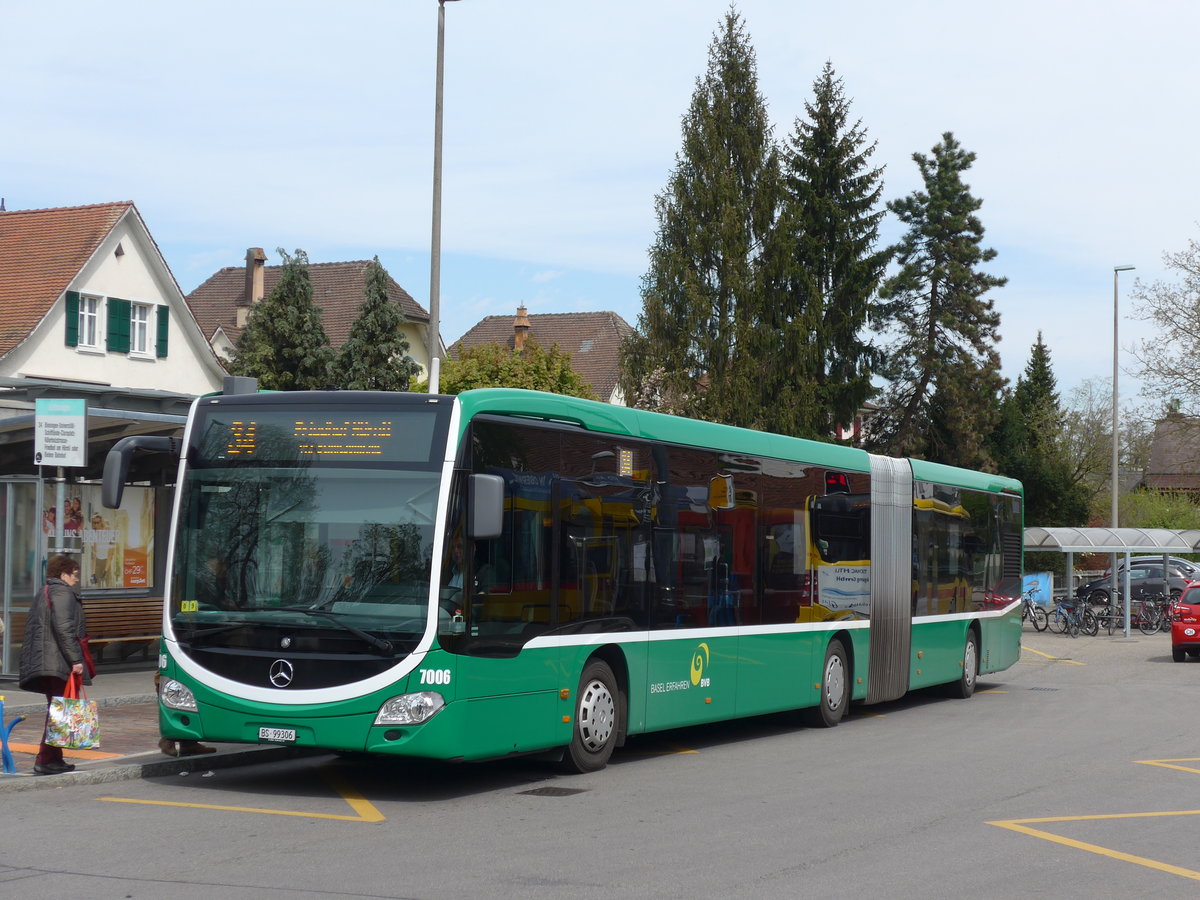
[278,606,394,654]
[176,621,249,641]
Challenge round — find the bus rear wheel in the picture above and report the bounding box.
[805,639,848,728]
[561,659,620,773]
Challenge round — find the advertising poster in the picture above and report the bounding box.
[43,486,155,589]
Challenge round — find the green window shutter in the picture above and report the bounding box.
[156,304,169,358]
[65,291,79,347]
[107,297,131,354]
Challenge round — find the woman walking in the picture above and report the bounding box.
[19,555,88,775]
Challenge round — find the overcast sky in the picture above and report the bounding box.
[5,0,1197,406]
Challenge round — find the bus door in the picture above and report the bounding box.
[552,474,649,631]
[644,475,740,731]
[551,472,652,734]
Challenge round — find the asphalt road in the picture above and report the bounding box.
[1,626,1197,899]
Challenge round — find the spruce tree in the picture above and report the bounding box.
[763,61,889,438]
[870,133,1006,468]
[229,248,334,391]
[990,334,1091,526]
[333,257,420,391]
[620,8,778,427]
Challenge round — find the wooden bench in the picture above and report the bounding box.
[84,596,162,662]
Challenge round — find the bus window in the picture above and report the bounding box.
[810,493,870,563]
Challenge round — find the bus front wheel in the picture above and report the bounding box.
[561,659,620,773]
[949,631,979,699]
[805,639,848,728]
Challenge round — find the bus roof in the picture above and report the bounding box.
[455,389,1022,496]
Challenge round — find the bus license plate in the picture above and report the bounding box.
[258,727,296,743]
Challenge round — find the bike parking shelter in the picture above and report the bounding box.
[1023,527,1200,634]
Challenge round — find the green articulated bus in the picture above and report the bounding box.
[104,387,1024,773]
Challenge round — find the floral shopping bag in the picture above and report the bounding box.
[46,674,100,750]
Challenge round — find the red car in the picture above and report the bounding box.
[1172,584,1200,662]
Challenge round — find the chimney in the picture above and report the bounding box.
[238,248,267,327]
[514,304,531,352]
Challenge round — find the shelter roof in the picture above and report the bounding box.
[1024,526,1200,553]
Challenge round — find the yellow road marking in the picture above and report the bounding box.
[624,744,699,757]
[98,768,384,822]
[991,758,1200,880]
[1136,758,1200,776]
[988,811,1200,881]
[1021,646,1085,665]
[979,689,1007,693]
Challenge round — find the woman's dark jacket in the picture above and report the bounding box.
[19,577,89,691]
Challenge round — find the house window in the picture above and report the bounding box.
[130,303,152,355]
[78,295,101,348]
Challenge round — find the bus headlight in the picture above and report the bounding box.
[375,692,445,725]
[160,679,198,712]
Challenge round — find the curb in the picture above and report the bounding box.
[0,744,311,793]
[1,693,159,718]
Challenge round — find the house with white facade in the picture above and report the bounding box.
[0,201,227,675]
[0,201,225,395]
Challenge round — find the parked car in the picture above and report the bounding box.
[1172,583,1200,662]
[1076,566,1191,605]
[1103,556,1200,580]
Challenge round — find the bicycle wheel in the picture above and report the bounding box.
[1067,613,1080,637]
[1139,605,1161,636]
[1081,608,1099,636]
[1105,608,1120,636]
[1047,607,1067,634]
[1030,605,1048,632]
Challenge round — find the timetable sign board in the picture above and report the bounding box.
[34,398,87,467]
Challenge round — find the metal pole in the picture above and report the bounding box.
[1112,265,1134,634]
[1111,267,1120,630]
[1111,267,1120,530]
[427,0,450,394]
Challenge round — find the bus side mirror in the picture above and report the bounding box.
[468,474,505,540]
[102,436,179,509]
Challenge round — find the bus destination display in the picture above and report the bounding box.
[225,419,394,457]
[198,408,441,464]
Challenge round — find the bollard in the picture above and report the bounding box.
[0,695,27,775]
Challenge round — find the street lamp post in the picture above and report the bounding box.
[1112,264,1134,633]
[1111,265,1135,528]
[427,0,462,394]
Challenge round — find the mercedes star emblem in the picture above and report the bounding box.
[269,659,295,688]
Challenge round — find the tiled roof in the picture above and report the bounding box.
[187,260,428,348]
[452,310,634,401]
[0,202,132,356]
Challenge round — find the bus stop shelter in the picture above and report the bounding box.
[1023,527,1200,633]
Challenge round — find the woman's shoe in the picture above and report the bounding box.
[33,760,75,775]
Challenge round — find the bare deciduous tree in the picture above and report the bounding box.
[1129,232,1200,414]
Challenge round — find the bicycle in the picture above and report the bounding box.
[1135,592,1181,635]
[1093,601,1126,635]
[1020,586,1048,632]
[1048,597,1097,637]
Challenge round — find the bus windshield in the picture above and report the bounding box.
[170,464,440,655]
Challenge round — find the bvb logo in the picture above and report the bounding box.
[690,642,710,686]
